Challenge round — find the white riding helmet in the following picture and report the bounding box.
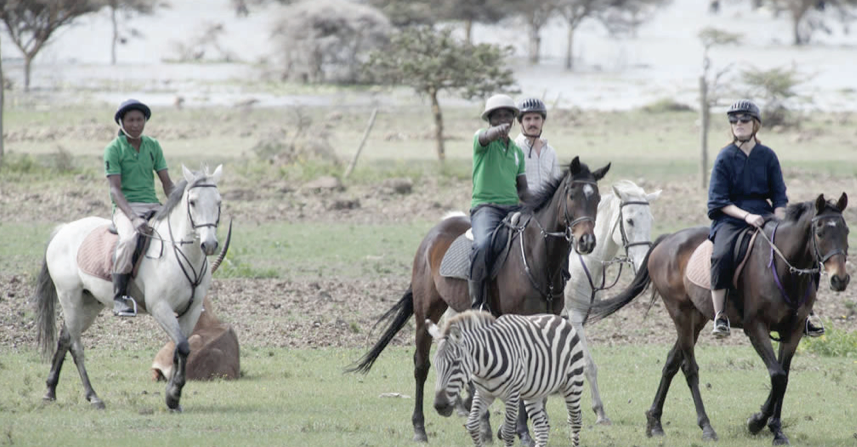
[481,94,519,122]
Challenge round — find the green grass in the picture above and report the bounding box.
[1,344,855,446]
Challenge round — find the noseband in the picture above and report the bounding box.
[186,184,221,230]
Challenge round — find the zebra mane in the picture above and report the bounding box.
[442,310,495,336]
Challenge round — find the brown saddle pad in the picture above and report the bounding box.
[685,230,760,290]
[77,225,149,281]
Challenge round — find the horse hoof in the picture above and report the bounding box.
[702,426,718,442]
[518,434,535,447]
[412,432,428,443]
[772,433,790,446]
[42,394,56,402]
[748,413,768,435]
[596,416,613,426]
[90,399,106,410]
[170,405,183,413]
[646,410,664,437]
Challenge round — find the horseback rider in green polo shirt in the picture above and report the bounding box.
[469,94,532,311]
[104,99,175,317]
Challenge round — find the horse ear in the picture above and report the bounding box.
[815,194,826,214]
[612,185,624,201]
[182,164,195,183]
[210,164,223,184]
[569,156,581,175]
[592,162,611,181]
[426,319,441,340]
[646,190,662,202]
[837,192,848,211]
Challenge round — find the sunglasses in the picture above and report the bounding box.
[728,115,754,124]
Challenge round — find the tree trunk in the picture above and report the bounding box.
[111,5,119,65]
[565,22,576,70]
[791,9,804,45]
[699,75,709,189]
[0,38,4,167]
[464,19,473,44]
[528,23,540,64]
[429,89,445,163]
[23,54,32,93]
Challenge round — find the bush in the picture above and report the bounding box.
[798,322,857,357]
[640,98,693,114]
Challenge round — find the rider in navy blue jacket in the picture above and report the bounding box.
[707,99,823,338]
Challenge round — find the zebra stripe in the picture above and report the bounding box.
[429,311,585,447]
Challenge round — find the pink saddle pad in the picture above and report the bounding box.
[77,225,117,282]
[685,230,759,291]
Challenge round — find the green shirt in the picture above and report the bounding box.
[471,130,526,209]
[103,135,168,204]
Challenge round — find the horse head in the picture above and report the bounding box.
[180,164,223,256]
[813,192,849,291]
[610,181,661,272]
[565,156,610,255]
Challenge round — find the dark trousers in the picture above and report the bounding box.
[710,220,748,290]
[469,204,517,282]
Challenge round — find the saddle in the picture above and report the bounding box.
[77,212,156,281]
[686,227,760,290]
[439,212,525,280]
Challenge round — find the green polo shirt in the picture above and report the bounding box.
[104,135,168,204]
[471,130,526,209]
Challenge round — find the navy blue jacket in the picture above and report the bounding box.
[708,143,788,238]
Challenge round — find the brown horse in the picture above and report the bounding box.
[348,157,610,443]
[586,193,850,446]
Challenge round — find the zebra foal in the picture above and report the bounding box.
[427,311,585,447]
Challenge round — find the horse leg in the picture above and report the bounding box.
[523,399,548,447]
[64,292,106,409]
[571,320,611,425]
[412,322,432,442]
[677,315,717,441]
[150,301,190,411]
[745,323,797,445]
[646,341,684,437]
[43,323,71,402]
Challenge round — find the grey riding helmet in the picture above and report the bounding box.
[517,98,547,122]
[726,99,761,124]
[114,99,152,125]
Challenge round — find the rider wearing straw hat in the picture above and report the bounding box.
[708,99,824,338]
[469,94,531,311]
[104,99,175,317]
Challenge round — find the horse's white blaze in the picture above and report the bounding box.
[827,221,837,227]
[583,184,594,199]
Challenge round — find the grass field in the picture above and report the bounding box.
[2,98,856,446]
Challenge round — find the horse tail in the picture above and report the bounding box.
[345,285,414,374]
[585,233,668,325]
[34,229,61,360]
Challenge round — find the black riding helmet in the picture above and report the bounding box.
[114,99,151,125]
[517,97,547,122]
[726,99,761,124]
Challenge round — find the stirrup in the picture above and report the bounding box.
[804,316,825,338]
[113,296,138,317]
[712,312,730,338]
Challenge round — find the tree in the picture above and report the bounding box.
[697,27,741,188]
[511,0,555,64]
[757,0,857,45]
[365,0,434,28]
[557,0,669,69]
[105,0,163,65]
[270,0,391,83]
[0,34,4,168]
[437,0,512,43]
[740,65,811,126]
[365,26,517,162]
[0,0,101,92]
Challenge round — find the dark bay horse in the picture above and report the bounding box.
[586,193,850,445]
[349,157,610,443]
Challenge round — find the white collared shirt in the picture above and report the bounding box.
[515,133,561,193]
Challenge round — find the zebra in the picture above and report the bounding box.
[426,310,585,447]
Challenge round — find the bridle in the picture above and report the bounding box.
[520,178,597,310]
[578,199,652,323]
[166,183,221,317]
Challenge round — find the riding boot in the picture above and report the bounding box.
[112,273,137,317]
[804,312,825,337]
[468,279,486,311]
[712,311,730,338]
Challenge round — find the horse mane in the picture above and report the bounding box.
[521,161,594,215]
[153,174,211,221]
[783,202,812,223]
[442,310,496,336]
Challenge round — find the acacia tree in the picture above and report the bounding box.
[511,0,555,64]
[437,0,512,43]
[757,0,857,45]
[105,0,163,65]
[0,0,101,92]
[365,26,516,162]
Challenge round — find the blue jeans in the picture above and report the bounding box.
[469,204,517,282]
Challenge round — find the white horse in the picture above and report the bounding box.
[565,179,661,425]
[34,165,224,411]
